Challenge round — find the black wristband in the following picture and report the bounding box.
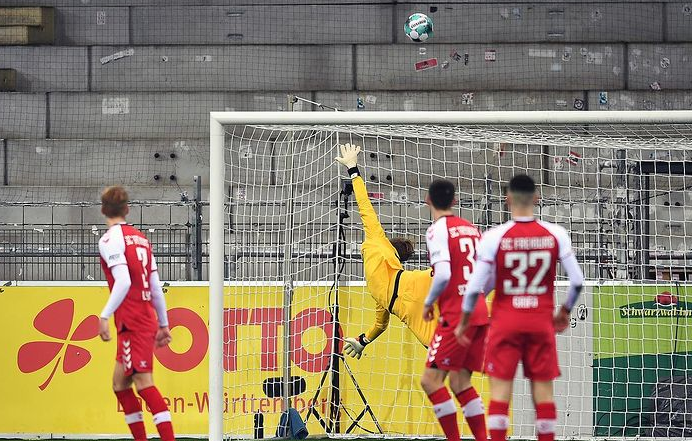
[347,166,361,178]
[358,333,369,346]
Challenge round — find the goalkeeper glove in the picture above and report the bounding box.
[335,143,361,169]
[343,333,369,359]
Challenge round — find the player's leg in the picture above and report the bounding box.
[113,361,147,441]
[420,368,459,441]
[524,331,560,441]
[133,372,174,441]
[114,330,147,441]
[449,326,488,441]
[484,329,521,441]
[449,369,486,441]
[488,378,512,441]
[531,381,556,441]
[131,332,175,441]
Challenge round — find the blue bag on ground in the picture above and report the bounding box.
[275,408,308,439]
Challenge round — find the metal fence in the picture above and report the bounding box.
[0,199,681,282]
[0,201,206,281]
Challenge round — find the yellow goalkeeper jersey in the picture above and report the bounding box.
[352,176,439,347]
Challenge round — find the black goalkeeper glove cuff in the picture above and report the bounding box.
[347,166,361,179]
[358,333,370,347]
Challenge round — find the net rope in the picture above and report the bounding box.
[219,121,692,440]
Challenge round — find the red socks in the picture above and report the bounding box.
[488,400,509,441]
[484,400,557,441]
[535,402,556,441]
[115,389,146,441]
[139,386,175,441]
[427,387,460,441]
[456,387,487,441]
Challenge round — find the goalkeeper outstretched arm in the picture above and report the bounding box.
[336,143,393,359]
[352,175,393,343]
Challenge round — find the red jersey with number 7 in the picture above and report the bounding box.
[99,223,158,333]
[476,217,573,332]
[426,215,489,326]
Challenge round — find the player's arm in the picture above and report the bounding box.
[460,260,494,318]
[149,271,169,327]
[454,260,493,344]
[343,304,390,359]
[423,221,452,320]
[98,237,130,342]
[561,254,584,311]
[482,265,496,296]
[455,232,497,343]
[554,228,585,332]
[425,262,451,308]
[100,266,131,325]
[149,262,173,347]
[148,256,168,327]
[335,144,388,242]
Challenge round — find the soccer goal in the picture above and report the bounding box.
[209,110,692,441]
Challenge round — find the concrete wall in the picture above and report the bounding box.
[0,1,690,284]
[0,3,690,146]
[48,92,294,138]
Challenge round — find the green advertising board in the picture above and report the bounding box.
[593,284,692,437]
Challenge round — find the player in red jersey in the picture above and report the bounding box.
[456,175,584,441]
[98,186,175,441]
[420,179,489,441]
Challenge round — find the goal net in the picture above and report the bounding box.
[209,111,692,441]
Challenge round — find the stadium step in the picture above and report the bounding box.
[0,7,54,45]
[0,68,16,91]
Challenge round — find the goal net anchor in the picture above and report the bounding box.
[304,179,383,435]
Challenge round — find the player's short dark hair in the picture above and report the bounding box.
[101,186,129,218]
[508,174,536,195]
[390,238,414,262]
[428,179,456,210]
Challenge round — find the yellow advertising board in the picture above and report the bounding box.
[0,284,488,437]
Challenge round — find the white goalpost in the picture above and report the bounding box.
[209,110,692,441]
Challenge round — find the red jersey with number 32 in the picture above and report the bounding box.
[426,215,489,326]
[476,218,573,332]
[99,223,157,333]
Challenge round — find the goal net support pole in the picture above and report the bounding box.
[209,116,225,441]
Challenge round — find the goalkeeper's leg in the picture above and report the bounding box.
[420,368,459,441]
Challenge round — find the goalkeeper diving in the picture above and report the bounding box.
[335,143,438,359]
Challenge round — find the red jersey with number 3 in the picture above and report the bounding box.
[99,223,157,333]
[476,217,573,332]
[426,215,489,326]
